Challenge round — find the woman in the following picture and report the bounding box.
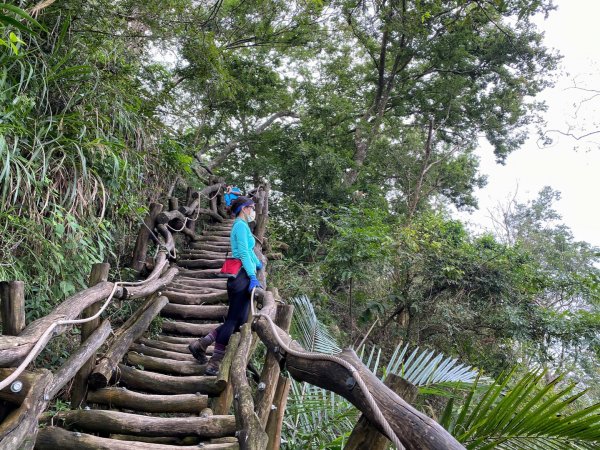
[224,185,242,207]
[188,196,263,375]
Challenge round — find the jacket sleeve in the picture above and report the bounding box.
[234,223,257,277]
[252,250,261,267]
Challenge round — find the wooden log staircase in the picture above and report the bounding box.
[36,220,243,449]
[0,179,466,450]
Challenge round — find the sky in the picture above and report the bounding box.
[456,0,600,247]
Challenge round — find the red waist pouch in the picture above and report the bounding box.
[218,257,242,278]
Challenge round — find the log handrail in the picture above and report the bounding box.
[250,294,464,449]
[0,252,170,390]
[0,178,223,394]
[0,179,468,450]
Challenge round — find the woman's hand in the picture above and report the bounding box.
[248,275,263,292]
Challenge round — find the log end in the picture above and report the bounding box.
[87,372,109,391]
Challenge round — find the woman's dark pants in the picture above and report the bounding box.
[215,269,251,346]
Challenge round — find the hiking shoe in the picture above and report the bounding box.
[205,349,225,376]
[188,339,208,364]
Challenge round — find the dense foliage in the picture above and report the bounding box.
[2,0,600,447]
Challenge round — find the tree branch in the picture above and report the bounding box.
[203,111,298,169]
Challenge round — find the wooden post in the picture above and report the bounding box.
[70,263,110,408]
[0,281,26,336]
[255,304,293,427]
[254,183,270,242]
[231,324,268,448]
[340,374,419,450]
[184,186,196,234]
[168,197,179,212]
[265,375,291,450]
[215,178,227,218]
[186,186,194,206]
[212,333,240,415]
[131,202,163,273]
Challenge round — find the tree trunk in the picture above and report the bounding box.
[131,203,163,273]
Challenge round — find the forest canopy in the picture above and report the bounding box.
[2,0,600,447]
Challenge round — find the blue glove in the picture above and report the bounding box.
[256,261,263,270]
[248,275,263,292]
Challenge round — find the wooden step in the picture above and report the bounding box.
[178,251,227,260]
[162,304,228,320]
[202,231,230,237]
[116,364,222,395]
[136,337,197,354]
[36,427,239,450]
[50,409,236,438]
[110,435,200,446]
[204,225,233,231]
[171,278,227,289]
[177,259,224,269]
[162,286,225,295]
[175,268,222,278]
[180,248,227,256]
[201,234,230,241]
[155,335,197,344]
[163,290,228,305]
[87,387,208,413]
[162,321,219,336]
[201,240,230,247]
[126,352,206,376]
[130,342,200,361]
[190,243,230,251]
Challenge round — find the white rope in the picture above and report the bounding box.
[0,184,225,393]
[249,289,405,450]
[0,259,167,392]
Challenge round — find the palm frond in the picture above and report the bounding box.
[289,295,341,354]
[357,342,481,387]
[284,295,482,448]
[448,368,600,449]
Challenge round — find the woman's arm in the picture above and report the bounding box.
[233,223,256,277]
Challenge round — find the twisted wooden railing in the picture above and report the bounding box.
[0,176,464,450]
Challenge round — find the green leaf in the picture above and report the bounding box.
[0,4,44,29]
[448,369,600,449]
[9,31,22,43]
[0,14,33,35]
[54,223,65,237]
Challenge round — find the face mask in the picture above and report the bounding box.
[247,210,256,222]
